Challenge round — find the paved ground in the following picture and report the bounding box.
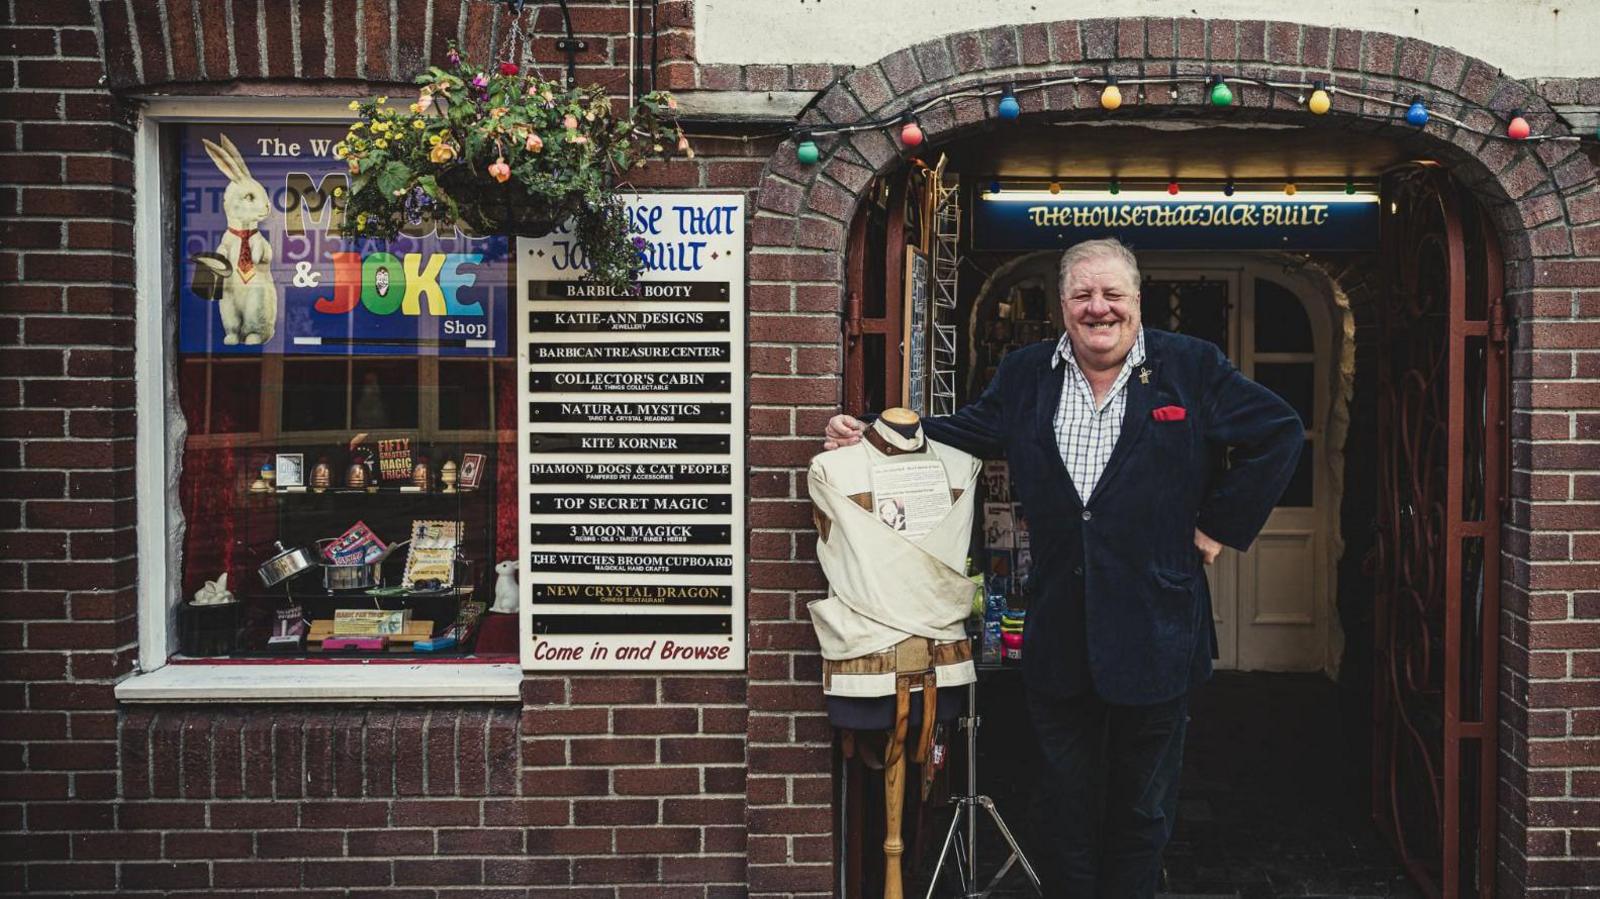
[911,670,1423,898]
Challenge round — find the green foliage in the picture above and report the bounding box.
[336,47,687,289]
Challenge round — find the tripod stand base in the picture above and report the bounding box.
[924,793,1041,899]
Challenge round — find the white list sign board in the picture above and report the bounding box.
[517,194,745,671]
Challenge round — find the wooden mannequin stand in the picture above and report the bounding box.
[808,406,981,899]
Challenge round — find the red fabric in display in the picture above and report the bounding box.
[494,360,517,564]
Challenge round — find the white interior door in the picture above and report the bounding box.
[1142,264,1330,672]
[1233,273,1328,671]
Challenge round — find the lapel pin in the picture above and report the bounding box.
[1138,367,1151,385]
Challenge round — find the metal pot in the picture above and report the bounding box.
[258,541,316,587]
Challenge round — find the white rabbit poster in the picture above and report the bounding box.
[177,123,511,357]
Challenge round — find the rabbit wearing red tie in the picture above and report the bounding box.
[194,134,277,345]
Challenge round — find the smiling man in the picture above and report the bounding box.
[824,237,1304,897]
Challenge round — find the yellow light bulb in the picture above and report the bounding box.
[1284,182,1297,196]
[1307,88,1331,115]
[1101,84,1123,111]
[1049,181,1061,195]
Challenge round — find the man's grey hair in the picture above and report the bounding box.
[1058,237,1141,294]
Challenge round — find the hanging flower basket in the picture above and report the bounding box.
[336,45,687,289]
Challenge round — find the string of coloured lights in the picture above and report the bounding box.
[786,72,1597,166]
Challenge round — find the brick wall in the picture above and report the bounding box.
[7,1,1600,896]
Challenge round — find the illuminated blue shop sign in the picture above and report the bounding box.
[973,190,1380,252]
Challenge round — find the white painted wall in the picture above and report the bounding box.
[696,0,1599,80]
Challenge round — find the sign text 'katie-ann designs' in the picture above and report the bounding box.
[517,193,746,672]
[527,433,730,454]
[527,462,732,485]
[529,310,730,333]
[530,583,734,605]
[973,191,1381,252]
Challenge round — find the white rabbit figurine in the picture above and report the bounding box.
[193,134,277,345]
[492,560,519,614]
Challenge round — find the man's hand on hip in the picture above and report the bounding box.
[1194,528,1223,565]
[823,414,866,450]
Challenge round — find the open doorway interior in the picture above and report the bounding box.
[838,123,1505,899]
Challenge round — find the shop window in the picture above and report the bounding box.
[125,104,522,698]
[1254,278,1314,353]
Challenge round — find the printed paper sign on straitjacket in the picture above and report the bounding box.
[517,195,745,671]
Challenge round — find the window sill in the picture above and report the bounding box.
[114,660,524,704]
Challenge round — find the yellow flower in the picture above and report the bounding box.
[348,100,360,111]
[374,139,388,149]
[412,119,425,129]
[334,142,348,158]
[429,134,442,145]
[332,187,344,197]
[357,213,368,229]
[409,102,421,114]
[491,106,508,119]
[376,96,387,105]
[430,142,456,164]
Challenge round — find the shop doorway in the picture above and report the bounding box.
[838,125,1506,898]
[965,254,1340,673]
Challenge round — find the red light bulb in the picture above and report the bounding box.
[900,119,924,147]
[1507,112,1530,140]
[1167,180,1180,196]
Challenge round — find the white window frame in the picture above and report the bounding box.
[118,97,520,703]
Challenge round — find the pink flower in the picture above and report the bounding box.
[498,62,519,77]
[446,46,461,66]
[488,157,511,183]
[525,132,544,152]
[471,72,489,90]
[563,114,578,130]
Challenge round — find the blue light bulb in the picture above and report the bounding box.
[997,89,1021,120]
[1405,99,1429,127]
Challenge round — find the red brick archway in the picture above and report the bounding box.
[743,18,1600,896]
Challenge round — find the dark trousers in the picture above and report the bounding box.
[1027,689,1190,899]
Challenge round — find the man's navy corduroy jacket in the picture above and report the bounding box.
[922,328,1303,705]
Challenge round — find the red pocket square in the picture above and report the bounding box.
[1152,405,1187,422]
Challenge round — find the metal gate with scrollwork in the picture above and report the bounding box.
[1371,165,1507,898]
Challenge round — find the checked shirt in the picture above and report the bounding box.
[1049,327,1147,502]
